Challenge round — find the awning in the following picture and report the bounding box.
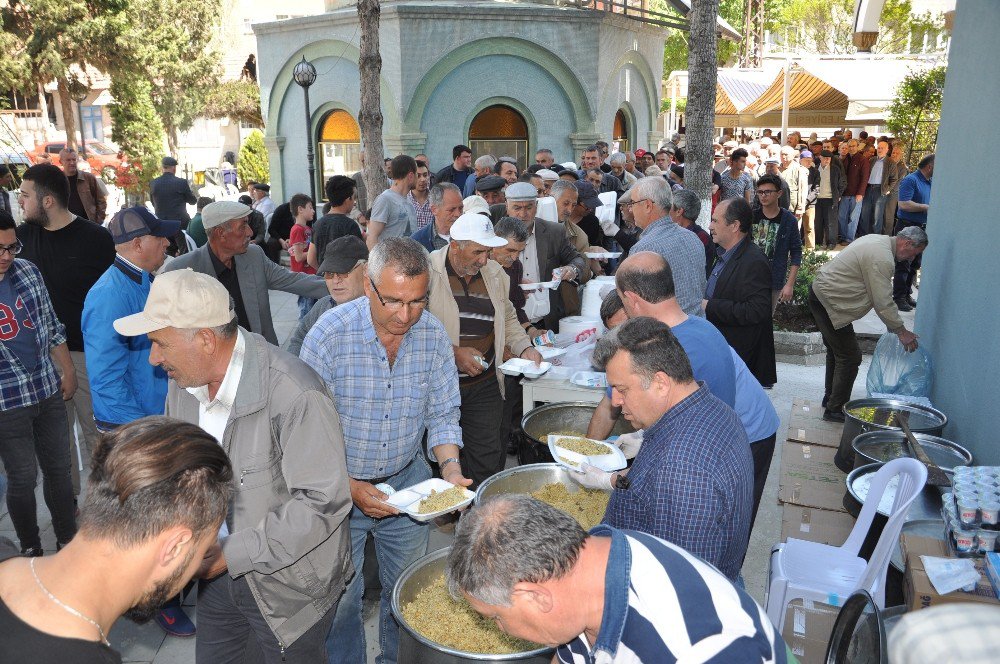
[715,66,781,118]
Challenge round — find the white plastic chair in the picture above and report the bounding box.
[765,457,927,630]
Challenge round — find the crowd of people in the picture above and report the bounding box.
[0,127,933,664]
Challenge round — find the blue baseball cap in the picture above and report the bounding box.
[107,206,181,244]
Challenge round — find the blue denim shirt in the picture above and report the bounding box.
[706,237,743,298]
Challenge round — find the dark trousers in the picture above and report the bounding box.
[814,198,836,246]
[749,433,777,531]
[197,573,335,664]
[458,376,507,490]
[893,219,924,300]
[857,184,882,237]
[808,286,862,414]
[0,392,77,550]
[498,374,523,452]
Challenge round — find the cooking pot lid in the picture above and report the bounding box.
[825,590,885,664]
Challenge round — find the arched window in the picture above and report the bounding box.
[469,105,528,168]
[613,109,629,153]
[318,110,361,197]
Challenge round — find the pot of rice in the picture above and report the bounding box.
[392,547,553,663]
[519,401,634,465]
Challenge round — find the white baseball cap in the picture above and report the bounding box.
[114,269,236,336]
[449,213,507,247]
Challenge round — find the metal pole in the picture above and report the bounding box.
[76,100,87,158]
[781,59,791,142]
[303,86,316,203]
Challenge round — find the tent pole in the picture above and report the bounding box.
[781,58,791,141]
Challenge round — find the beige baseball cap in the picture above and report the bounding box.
[114,269,236,336]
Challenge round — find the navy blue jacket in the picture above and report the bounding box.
[752,207,803,290]
[410,222,436,252]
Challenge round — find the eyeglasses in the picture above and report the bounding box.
[0,242,22,257]
[625,199,649,209]
[369,276,429,311]
[755,189,778,196]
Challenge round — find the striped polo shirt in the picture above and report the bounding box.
[557,526,786,664]
[446,260,495,385]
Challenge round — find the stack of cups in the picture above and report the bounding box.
[948,467,1000,554]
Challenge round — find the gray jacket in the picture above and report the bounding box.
[165,331,353,648]
[164,243,327,345]
[283,295,335,357]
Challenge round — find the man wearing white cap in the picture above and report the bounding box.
[427,213,543,488]
[114,269,353,663]
[163,200,327,345]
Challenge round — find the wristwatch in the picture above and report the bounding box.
[439,457,460,471]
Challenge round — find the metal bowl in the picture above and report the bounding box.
[835,398,947,472]
[851,430,972,473]
[476,463,581,505]
[392,547,553,663]
[519,401,634,465]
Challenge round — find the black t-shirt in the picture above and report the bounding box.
[66,181,89,221]
[209,248,252,333]
[16,218,115,352]
[312,213,362,267]
[0,595,120,663]
[267,203,295,241]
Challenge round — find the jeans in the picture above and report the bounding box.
[297,296,318,320]
[837,195,858,242]
[327,455,431,664]
[0,391,77,550]
[872,194,888,235]
[808,286,862,415]
[65,350,99,495]
[197,574,335,664]
[459,376,507,490]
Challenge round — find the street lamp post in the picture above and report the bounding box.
[67,80,89,158]
[293,56,318,203]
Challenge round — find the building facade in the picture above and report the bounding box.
[254,0,665,202]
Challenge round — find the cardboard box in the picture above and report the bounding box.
[780,598,840,664]
[787,398,844,448]
[781,504,856,546]
[778,441,849,513]
[902,535,1000,610]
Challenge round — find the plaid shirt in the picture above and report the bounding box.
[632,216,707,318]
[407,191,434,231]
[603,384,752,581]
[0,259,66,410]
[299,297,462,479]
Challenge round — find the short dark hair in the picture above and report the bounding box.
[494,216,529,243]
[877,137,892,147]
[0,209,14,231]
[290,193,313,217]
[325,175,356,206]
[23,163,70,209]
[593,316,694,386]
[723,197,754,233]
[859,131,869,139]
[196,196,213,211]
[389,155,418,180]
[525,163,544,175]
[756,173,783,194]
[584,144,600,155]
[493,157,517,174]
[80,416,233,548]
[917,153,935,170]
[730,148,749,161]
[600,290,624,328]
[616,254,675,303]
[452,144,472,160]
[415,159,428,171]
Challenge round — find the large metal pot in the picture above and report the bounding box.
[519,401,634,465]
[476,463,579,505]
[393,548,553,664]
[851,430,972,473]
[835,398,947,472]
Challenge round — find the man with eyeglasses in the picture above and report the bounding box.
[284,235,369,357]
[0,210,78,557]
[752,174,802,313]
[163,200,328,346]
[300,237,469,664]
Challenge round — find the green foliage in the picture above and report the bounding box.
[661,0,743,74]
[660,97,687,114]
[203,80,264,127]
[886,66,945,160]
[792,249,831,308]
[237,130,269,190]
[108,74,164,195]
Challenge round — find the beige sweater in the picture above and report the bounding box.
[812,235,906,332]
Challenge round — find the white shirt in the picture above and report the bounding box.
[186,329,247,537]
[519,220,550,322]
